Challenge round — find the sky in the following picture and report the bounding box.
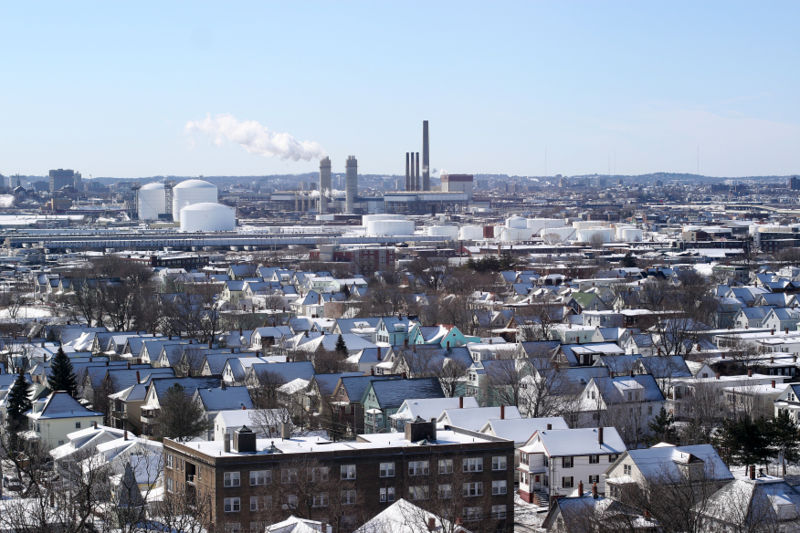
[1,1,799,179]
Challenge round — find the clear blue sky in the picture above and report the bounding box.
[1,1,799,178]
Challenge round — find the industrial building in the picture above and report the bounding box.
[441,173,474,199]
[49,169,81,192]
[384,191,469,215]
[345,155,358,214]
[319,156,332,214]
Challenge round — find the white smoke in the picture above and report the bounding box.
[185,113,325,161]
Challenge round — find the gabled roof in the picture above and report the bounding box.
[522,427,627,457]
[623,444,733,483]
[28,391,102,420]
[194,386,253,411]
[480,417,568,445]
[336,375,400,403]
[366,377,444,409]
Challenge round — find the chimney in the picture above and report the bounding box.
[715,372,721,380]
[749,464,756,480]
[93,421,97,429]
[598,427,604,445]
[747,368,753,377]
[500,405,505,419]
[242,404,246,410]
[578,480,584,496]
[427,517,436,531]
[547,423,552,430]
[377,347,381,361]
[136,371,140,384]
[370,367,375,376]
[592,482,598,499]
[772,329,775,335]
[459,396,464,409]
[224,434,231,453]
[787,328,791,335]
[280,421,291,439]
[772,380,776,388]
[127,361,131,369]
[124,430,128,441]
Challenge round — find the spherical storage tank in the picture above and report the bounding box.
[172,179,218,221]
[180,202,235,232]
[137,182,165,221]
[366,218,415,236]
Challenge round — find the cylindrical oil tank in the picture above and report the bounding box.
[540,226,576,243]
[506,215,527,229]
[137,182,165,221]
[576,227,615,244]
[459,225,484,240]
[620,228,643,242]
[362,214,402,227]
[179,202,235,232]
[366,219,415,236]
[526,218,565,233]
[426,225,459,240]
[172,179,218,221]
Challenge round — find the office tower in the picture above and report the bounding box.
[345,155,357,213]
[319,157,331,213]
[422,120,430,190]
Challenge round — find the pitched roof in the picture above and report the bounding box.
[367,377,444,409]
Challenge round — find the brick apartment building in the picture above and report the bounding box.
[163,420,514,533]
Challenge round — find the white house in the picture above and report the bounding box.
[25,391,104,449]
[517,426,626,505]
[213,408,290,441]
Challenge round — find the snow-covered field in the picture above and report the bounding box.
[0,305,55,319]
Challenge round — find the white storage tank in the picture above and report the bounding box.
[366,218,415,236]
[506,215,527,229]
[179,202,235,232]
[458,225,484,240]
[172,179,218,221]
[137,182,165,221]
[576,227,615,244]
[362,214,402,227]
[426,225,459,240]
[620,228,643,242]
[573,220,610,230]
[526,218,565,234]
[540,226,576,243]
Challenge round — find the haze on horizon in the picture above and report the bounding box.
[1,1,799,179]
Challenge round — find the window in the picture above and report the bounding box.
[284,494,298,510]
[310,467,329,482]
[608,454,619,462]
[250,496,259,512]
[312,492,328,508]
[438,483,453,499]
[589,475,600,484]
[562,476,574,489]
[492,456,507,471]
[281,468,298,484]
[166,454,174,469]
[462,481,483,497]
[409,460,429,476]
[250,470,270,486]
[463,457,483,473]
[224,472,241,487]
[340,464,356,480]
[224,524,241,533]
[463,507,482,521]
[408,485,429,500]
[379,462,395,478]
[562,456,573,468]
[623,464,632,475]
[341,489,357,505]
[165,477,174,493]
[492,505,507,519]
[438,459,453,474]
[589,455,600,464]
[379,487,395,503]
[492,480,507,495]
[224,497,241,513]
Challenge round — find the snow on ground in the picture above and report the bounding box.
[0,194,14,208]
[0,305,55,319]
[514,493,547,532]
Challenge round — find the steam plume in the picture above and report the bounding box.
[186,113,325,161]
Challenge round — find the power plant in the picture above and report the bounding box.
[319,156,331,214]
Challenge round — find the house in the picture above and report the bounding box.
[361,377,444,433]
[328,376,401,436]
[25,391,104,449]
[407,324,478,348]
[576,375,665,446]
[213,408,290,442]
[50,423,126,479]
[374,316,416,346]
[734,306,773,329]
[541,490,658,533]
[724,380,787,420]
[775,383,800,422]
[193,386,254,439]
[517,427,626,505]
[438,405,522,432]
[139,376,221,437]
[763,308,800,333]
[698,477,800,531]
[391,397,479,431]
[353,498,473,533]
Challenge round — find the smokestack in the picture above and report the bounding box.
[405,152,411,191]
[415,152,420,190]
[422,120,430,191]
[345,155,357,213]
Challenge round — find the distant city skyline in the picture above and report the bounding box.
[1,1,799,178]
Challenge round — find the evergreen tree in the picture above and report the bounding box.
[621,252,638,268]
[335,334,348,356]
[768,411,800,476]
[156,384,209,441]
[715,416,773,471]
[6,368,32,431]
[648,407,676,445]
[48,346,78,397]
